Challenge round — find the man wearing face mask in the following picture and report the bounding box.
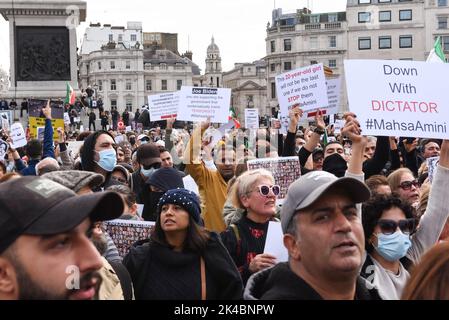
[131,143,162,221]
[81,131,118,190]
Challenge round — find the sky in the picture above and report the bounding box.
[0,0,346,75]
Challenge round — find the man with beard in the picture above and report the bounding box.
[0,176,124,300]
[184,119,236,233]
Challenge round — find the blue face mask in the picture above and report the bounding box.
[375,230,412,262]
[140,140,148,145]
[95,149,117,172]
[141,166,156,179]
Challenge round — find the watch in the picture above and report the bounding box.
[313,127,325,135]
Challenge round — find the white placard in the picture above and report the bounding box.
[92,100,97,107]
[183,175,199,196]
[264,222,288,263]
[74,117,81,123]
[245,109,259,129]
[333,119,346,135]
[148,92,180,122]
[345,59,449,139]
[177,86,231,124]
[323,77,342,117]
[125,126,132,132]
[10,123,27,149]
[67,141,84,159]
[115,134,124,144]
[203,127,223,150]
[427,156,440,184]
[0,139,9,160]
[0,111,10,131]
[63,112,70,125]
[276,64,329,129]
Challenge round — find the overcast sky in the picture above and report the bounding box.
[0,0,346,74]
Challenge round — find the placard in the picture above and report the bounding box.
[345,59,449,139]
[148,92,180,122]
[427,156,440,184]
[245,108,259,129]
[177,86,231,123]
[28,99,64,140]
[10,123,27,149]
[264,222,288,263]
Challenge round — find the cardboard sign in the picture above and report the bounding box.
[148,92,180,122]
[28,99,64,140]
[264,222,288,263]
[276,64,329,129]
[10,123,27,149]
[177,86,231,123]
[247,157,301,201]
[345,59,449,139]
[103,219,155,258]
[245,109,259,129]
[427,156,440,184]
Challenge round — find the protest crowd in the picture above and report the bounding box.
[0,64,449,302]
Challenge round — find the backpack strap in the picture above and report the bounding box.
[200,256,206,300]
[230,224,240,242]
[108,261,133,300]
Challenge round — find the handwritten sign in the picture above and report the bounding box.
[148,92,180,122]
[345,60,449,139]
[177,86,231,123]
[10,123,27,149]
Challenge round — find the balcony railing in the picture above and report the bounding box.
[305,23,321,30]
[325,22,342,29]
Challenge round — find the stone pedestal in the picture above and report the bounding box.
[0,0,86,101]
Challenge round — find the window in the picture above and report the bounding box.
[439,0,448,6]
[177,80,182,91]
[98,80,103,91]
[284,39,292,51]
[98,62,102,70]
[270,41,275,53]
[271,82,276,99]
[378,0,391,2]
[160,63,167,70]
[358,37,371,50]
[358,0,371,3]
[284,62,292,71]
[379,36,392,49]
[110,61,115,69]
[310,36,318,49]
[442,36,449,50]
[328,14,338,23]
[146,80,152,91]
[358,12,371,23]
[329,36,336,48]
[126,100,133,112]
[379,11,391,22]
[161,80,167,91]
[399,35,413,48]
[131,34,137,41]
[110,79,116,91]
[270,63,275,72]
[111,100,117,109]
[399,10,412,21]
[328,59,337,68]
[109,34,113,42]
[118,34,123,42]
[438,17,448,29]
[310,60,318,65]
[125,80,132,91]
[310,15,320,23]
[126,61,131,69]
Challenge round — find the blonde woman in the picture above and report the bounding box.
[220,169,279,285]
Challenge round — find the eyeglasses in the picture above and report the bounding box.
[398,180,420,190]
[377,218,416,235]
[142,162,161,170]
[256,185,281,197]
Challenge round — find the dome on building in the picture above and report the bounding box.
[207,36,220,53]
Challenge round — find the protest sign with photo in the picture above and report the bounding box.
[427,156,440,184]
[177,86,231,123]
[28,99,64,140]
[247,156,301,201]
[9,123,27,149]
[148,92,180,122]
[0,139,8,160]
[103,219,155,258]
[345,60,449,139]
[245,108,259,129]
[276,63,329,131]
[0,110,12,131]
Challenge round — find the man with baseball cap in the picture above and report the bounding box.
[245,171,381,300]
[0,176,124,300]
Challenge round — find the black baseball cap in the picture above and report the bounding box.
[0,176,124,254]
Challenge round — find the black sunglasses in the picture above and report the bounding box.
[377,218,416,235]
[398,180,420,190]
[142,162,161,170]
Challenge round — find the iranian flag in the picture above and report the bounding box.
[229,106,241,129]
[427,37,446,63]
[65,82,76,105]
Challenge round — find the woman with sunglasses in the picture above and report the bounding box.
[221,169,280,285]
[361,139,449,300]
[387,168,421,208]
